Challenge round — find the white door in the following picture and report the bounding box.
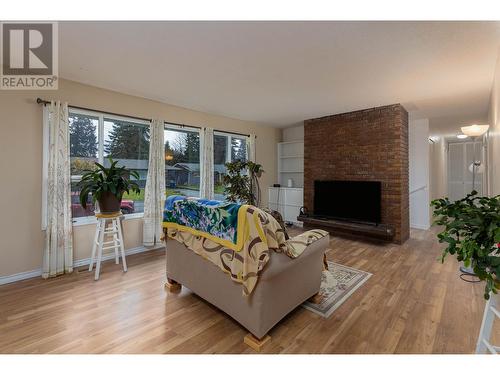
[464,142,483,195]
[447,141,483,201]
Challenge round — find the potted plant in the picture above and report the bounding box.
[78,157,141,214]
[431,191,500,300]
[223,160,263,206]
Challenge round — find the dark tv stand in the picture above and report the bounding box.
[297,215,394,242]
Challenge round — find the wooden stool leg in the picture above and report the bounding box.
[244,333,271,352]
[116,217,127,272]
[89,220,100,271]
[95,219,105,280]
[112,219,119,265]
[165,278,181,292]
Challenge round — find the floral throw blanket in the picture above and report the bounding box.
[163,197,329,296]
[165,204,288,295]
[163,195,244,251]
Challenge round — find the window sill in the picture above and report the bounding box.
[72,213,144,227]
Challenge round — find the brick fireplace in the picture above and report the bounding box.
[304,104,409,244]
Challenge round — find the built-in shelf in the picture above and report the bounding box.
[269,187,303,225]
[278,141,304,187]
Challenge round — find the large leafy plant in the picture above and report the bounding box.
[222,160,263,206]
[431,191,500,299]
[78,157,140,208]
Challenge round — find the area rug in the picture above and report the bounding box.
[302,261,372,318]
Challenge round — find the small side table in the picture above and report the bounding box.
[89,212,127,280]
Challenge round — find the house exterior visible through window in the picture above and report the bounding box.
[69,112,99,220]
[69,109,150,223]
[164,124,201,199]
[64,111,246,225]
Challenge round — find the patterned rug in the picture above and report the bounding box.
[302,261,372,318]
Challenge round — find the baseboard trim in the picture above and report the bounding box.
[72,244,164,268]
[410,224,431,230]
[0,245,164,286]
[0,269,43,285]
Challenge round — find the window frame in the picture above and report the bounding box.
[213,130,248,164]
[68,108,150,226]
[164,122,200,133]
[42,114,246,228]
[213,131,248,200]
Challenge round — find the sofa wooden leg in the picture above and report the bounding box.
[323,253,329,271]
[244,333,271,352]
[165,278,181,293]
[308,292,323,304]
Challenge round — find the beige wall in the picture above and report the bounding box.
[282,124,304,142]
[429,136,448,200]
[488,53,500,197]
[0,79,280,277]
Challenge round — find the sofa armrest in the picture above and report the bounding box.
[260,234,330,281]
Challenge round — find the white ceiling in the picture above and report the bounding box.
[59,21,500,127]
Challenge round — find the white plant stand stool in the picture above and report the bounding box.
[476,293,499,354]
[89,212,127,280]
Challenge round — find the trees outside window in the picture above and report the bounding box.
[68,111,150,220]
[67,112,248,220]
[104,119,150,160]
[231,137,246,161]
[164,127,201,198]
[70,114,98,159]
[213,133,247,200]
[69,113,99,218]
[103,118,150,214]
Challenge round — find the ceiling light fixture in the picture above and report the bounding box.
[460,124,489,137]
[456,134,468,139]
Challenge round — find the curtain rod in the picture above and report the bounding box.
[36,98,254,138]
[36,97,152,123]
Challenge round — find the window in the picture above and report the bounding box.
[164,124,201,199]
[64,111,242,223]
[213,132,247,200]
[69,112,99,220]
[69,109,150,223]
[104,117,150,215]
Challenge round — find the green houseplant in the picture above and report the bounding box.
[222,160,263,206]
[78,157,141,214]
[431,191,500,299]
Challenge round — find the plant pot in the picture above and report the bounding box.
[98,191,122,214]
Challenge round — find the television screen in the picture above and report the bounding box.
[313,180,381,224]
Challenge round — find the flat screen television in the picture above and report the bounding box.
[313,180,381,224]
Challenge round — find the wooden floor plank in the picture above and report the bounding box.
[0,228,498,353]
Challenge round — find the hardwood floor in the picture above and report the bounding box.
[0,228,498,354]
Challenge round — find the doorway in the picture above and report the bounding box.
[447,141,484,201]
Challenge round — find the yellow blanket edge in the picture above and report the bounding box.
[162,204,250,252]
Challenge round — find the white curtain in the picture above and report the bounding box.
[199,127,214,199]
[42,101,73,278]
[247,134,256,162]
[143,119,166,247]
